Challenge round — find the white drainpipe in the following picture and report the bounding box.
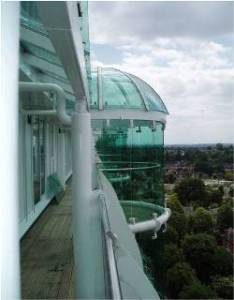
[19,82,71,125]
[129,208,171,234]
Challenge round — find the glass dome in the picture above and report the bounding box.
[90,67,169,115]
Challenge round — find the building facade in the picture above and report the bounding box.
[2,2,170,299]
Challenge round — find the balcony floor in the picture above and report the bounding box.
[20,182,74,299]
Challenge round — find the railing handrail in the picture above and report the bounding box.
[99,193,122,300]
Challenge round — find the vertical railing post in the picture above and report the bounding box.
[1,2,20,299]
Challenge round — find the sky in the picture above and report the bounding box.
[89,1,234,144]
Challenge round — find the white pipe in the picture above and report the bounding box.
[129,208,171,234]
[1,2,20,299]
[19,82,71,125]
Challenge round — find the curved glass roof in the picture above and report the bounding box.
[90,67,169,114]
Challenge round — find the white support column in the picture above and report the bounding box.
[72,103,93,298]
[72,102,105,298]
[1,2,20,299]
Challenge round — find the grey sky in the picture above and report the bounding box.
[89,1,234,144]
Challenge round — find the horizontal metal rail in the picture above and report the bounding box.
[98,161,160,172]
[129,207,171,234]
[100,194,122,300]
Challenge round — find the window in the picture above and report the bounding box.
[32,116,45,204]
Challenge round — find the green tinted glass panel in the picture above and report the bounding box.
[130,74,168,113]
[94,120,164,207]
[94,119,165,294]
[21,1,48,35]
[90,68,168,114]
[20,41,62,66]
[102,69,144,109]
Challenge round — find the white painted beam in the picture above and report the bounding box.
[91,110,167,123]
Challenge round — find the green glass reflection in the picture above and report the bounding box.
[94,120,165,212]
[102,70,144,109]
[93,119,165,292]
[21,1,48,35]
[20,42,62,66]
[131,74,168,113]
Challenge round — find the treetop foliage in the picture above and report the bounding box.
[167,193,184,214]
[217,202,233,230]
[188,207,213,234]
[174,177,207,206]
[166,262,197,298]
[164,243,185,270]
[182,233,217,282]
[211,275,234,299]
[163,144,233,298]
[178,281,218,299]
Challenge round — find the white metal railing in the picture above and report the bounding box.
[129,208,171,234]
[99,193,122,300]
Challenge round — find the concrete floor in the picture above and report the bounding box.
[20,184,74,299]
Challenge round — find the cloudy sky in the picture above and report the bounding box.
[89,1,233,144]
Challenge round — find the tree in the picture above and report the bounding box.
[212,246,233,277]
[218,185,224,196]
[209,188,223,205]
[166,262,197,298]
[179,281,217,299]
[224,172,233,181]
[189,207,213,234]
[164,225,179,245]
[217,203,233,230]
[169,211,187,240]
[213,160,224,175]
[216,143,224,151]
[174,178,207,206]
[182,233,217,282]
[163,244,185,270]
[211,276,234,299]
[167,193,184,214]
[194,158,214,176]
[167,194,187,240]
[229,186,234,197]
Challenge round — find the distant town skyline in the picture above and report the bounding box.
[89,1,233,144]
